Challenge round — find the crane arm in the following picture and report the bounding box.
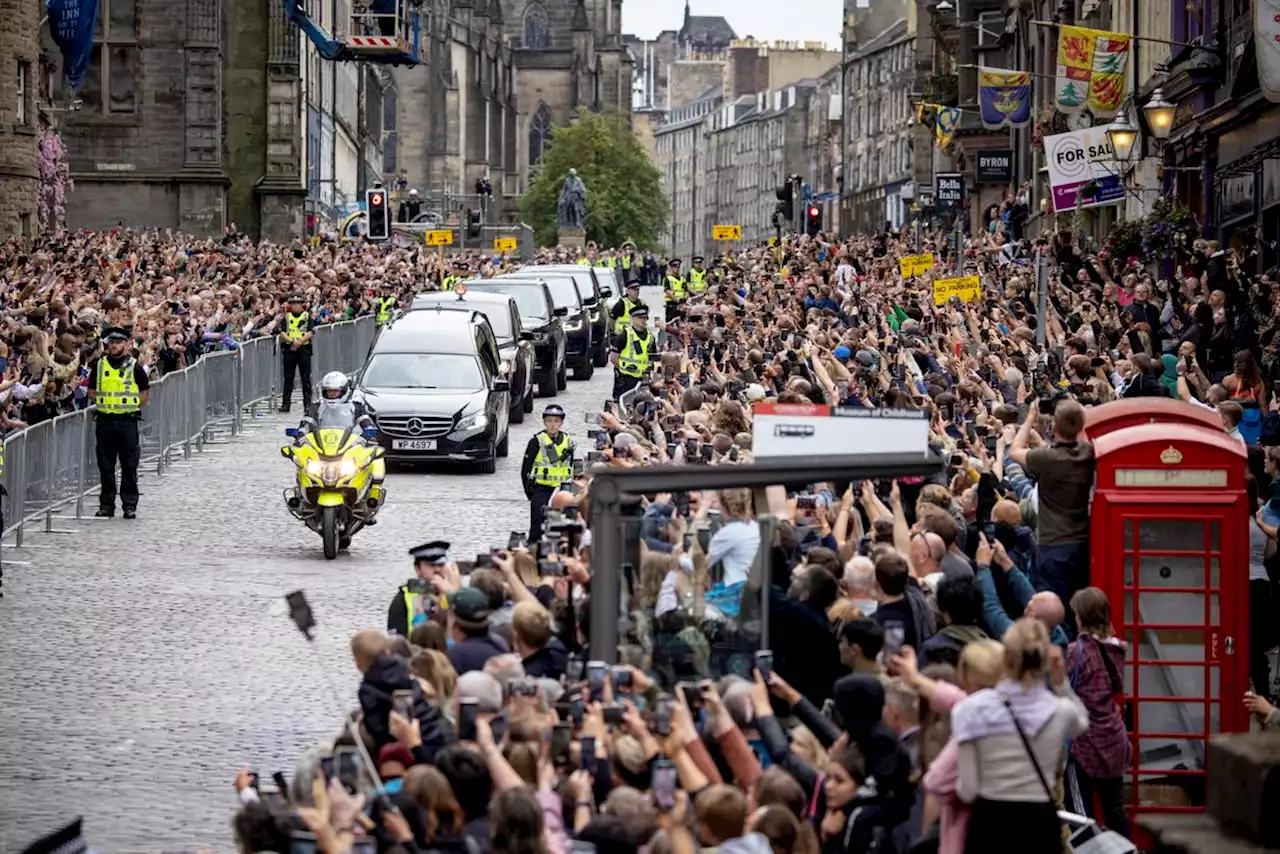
[280,0,346,61]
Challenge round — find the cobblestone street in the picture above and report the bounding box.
[0,291,662,853]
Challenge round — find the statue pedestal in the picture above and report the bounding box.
[559,227,586,249]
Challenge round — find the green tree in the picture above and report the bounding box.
[519,109,667,249]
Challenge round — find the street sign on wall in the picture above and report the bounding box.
[935,173,964,215]
[976,149,1014,184]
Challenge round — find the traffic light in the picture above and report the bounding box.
[366,188,389,241]
[466,208,482,239]
[774,184,793,227]
[805,205,822,237]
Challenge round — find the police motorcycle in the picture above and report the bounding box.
[281,372,388,560]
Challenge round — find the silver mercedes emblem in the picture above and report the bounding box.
[407,418,426,435]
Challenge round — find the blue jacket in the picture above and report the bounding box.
[976,565,1069,650]
[640,501,676,554]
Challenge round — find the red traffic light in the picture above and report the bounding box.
[808,206,819,217]
[371,193,384,206]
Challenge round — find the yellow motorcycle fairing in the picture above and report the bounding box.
[286,427,382,493]
[315,490,347,507]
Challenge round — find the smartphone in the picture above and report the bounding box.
[319,755,335,783]
[729,445,740,462]
[594,431,608,450]
[476,552,495,569]
[455,559,477,574]
[663,413,684,429]
[573,459,586,476]
[666,441,678,458]
[351,839,377,854]
[796,495,816,511]
[700,444,713,462]
[579,736,597,771]
[651,759,678,812]
[882,620,906,659]
[610,666,633,690]
[587,661,608,698]
[551,723,573,768]
[754,649,774,680]
[1037,397,1056,416]
[406,577,431,595]
[458,699,480,741]
[285,590,316,638]
[655,699,673,736]
[603,400,617,415]
[335,745,360,790]
[1091,356,1106,368]
[291,831,319,854]
[603,704,624,726]
[508,531,525,550]
[566,654,585,682]
[538,559,564,577]
[683,531,694,552]
[584,412,602,425]
[950,453,966,468]
[392,689,414,720]
[685,437,698,458]
[964,422,977,445]
[510,677,538,697]
[680,682,703,709]
[586,450,608,464]
[984,434,998,455]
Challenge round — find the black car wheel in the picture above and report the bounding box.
[538,373,558,397]
[593,338,610,367]
[573,353,594,380]
[497,430,510,457]
[557,360,568,390]
[510,387,525,423]
[477,436,497,474]
[523,389,535,412]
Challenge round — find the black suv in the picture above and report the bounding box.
[408,290,536,423]
[463,279,567,397]
[521,265,611,368]
[492,273,594,381]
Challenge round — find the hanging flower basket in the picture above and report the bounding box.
[37,127,74,233]
[1140,197,1199,261]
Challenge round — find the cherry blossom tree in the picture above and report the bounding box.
[37,126,74,233]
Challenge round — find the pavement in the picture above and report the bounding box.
[0,286,664,854]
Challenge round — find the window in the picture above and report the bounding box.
[523,1,550,49]
[529,102,552,165]
[16,62,28,125]
[83,0,138,115]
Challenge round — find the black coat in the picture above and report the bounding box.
[357,655,453,760]
[522,635,569,679]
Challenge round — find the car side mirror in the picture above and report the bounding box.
[494,378,511,391]
[553,307,569,317]
[519,331,534,341]
[600,287,613,298]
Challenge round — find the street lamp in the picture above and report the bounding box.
[1143,88,1175,141]
[1106,111,1139,162]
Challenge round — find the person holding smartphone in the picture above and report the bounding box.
[387,540,453,637]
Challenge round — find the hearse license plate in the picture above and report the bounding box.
[392,439,437,451]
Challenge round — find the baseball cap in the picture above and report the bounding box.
[448,587,492,624]
[832,345,852,361]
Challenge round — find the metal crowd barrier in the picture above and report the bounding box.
[0,316,376,546]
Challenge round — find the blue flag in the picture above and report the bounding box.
[47,0,99,91]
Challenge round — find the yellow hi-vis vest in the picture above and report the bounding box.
[688,268,708,292]
[402,587,424,630]
[618,327,652,378]
[621,256,632,270]
[376,296,397,325]
[614,297,639,333]
[285,311,310,341]
[531,431,573,487]
[665,275,685,303]
[603,257,617,268]
[576,258,591,266]
[442,276,460,292]
[96,357,141,415]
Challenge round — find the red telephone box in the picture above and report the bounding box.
[1090,420,1249,822]
[1085,397,1223,441]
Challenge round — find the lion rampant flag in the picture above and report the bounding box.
[1055,25,1129,116]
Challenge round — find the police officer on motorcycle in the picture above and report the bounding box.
[521,405,575,543]
[298,372,375,432]
[610,306,655,399]
[279,293,314,414]
[388,540,451,637]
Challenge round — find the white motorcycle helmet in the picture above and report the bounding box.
[319,371,349,401]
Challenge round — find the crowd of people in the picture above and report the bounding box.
[9,206,1280,854]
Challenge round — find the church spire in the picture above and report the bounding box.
[572,0,589,31]
[683,0,692,30]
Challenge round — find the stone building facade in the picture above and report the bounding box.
[803,66,843,235]
[0,0,44,236]
[651,91,720,258]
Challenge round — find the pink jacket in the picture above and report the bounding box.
[920,682,969,854]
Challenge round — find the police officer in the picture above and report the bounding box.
[279,293,314,414]
[521,405,575,543]
[441,262,465,292]
[610,306,656,399]
[619,242,640,285]
[388,540,451,636]
[688,255,709,295]
[87,328,149,519]
[663,259,686,312]
[375,283,398,327]
[610,281,646,333]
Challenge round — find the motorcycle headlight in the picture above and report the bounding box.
[305,459,325,478]
[457,412,489,432]
[339,458,358,478]
[500,359,512,375]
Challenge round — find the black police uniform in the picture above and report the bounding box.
[520,425,575,543]
[280,306,314,413]
[86,341,150,518]
[388,541,449,637]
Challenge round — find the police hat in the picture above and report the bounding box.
[543,404,566,419]
[692,255,704,264]
[287,293,307,303]
[104,327,130,342]
[449,587,492,624]
[625,281,640,290]
[669,258,682,267]
[631,306,650,317]
[409,540,450,565]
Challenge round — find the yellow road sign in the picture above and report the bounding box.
[712,224,743,241]
[425,229,453,246]
[493,237,518,253]
[899,253,935,278]
[932,275,982,305]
